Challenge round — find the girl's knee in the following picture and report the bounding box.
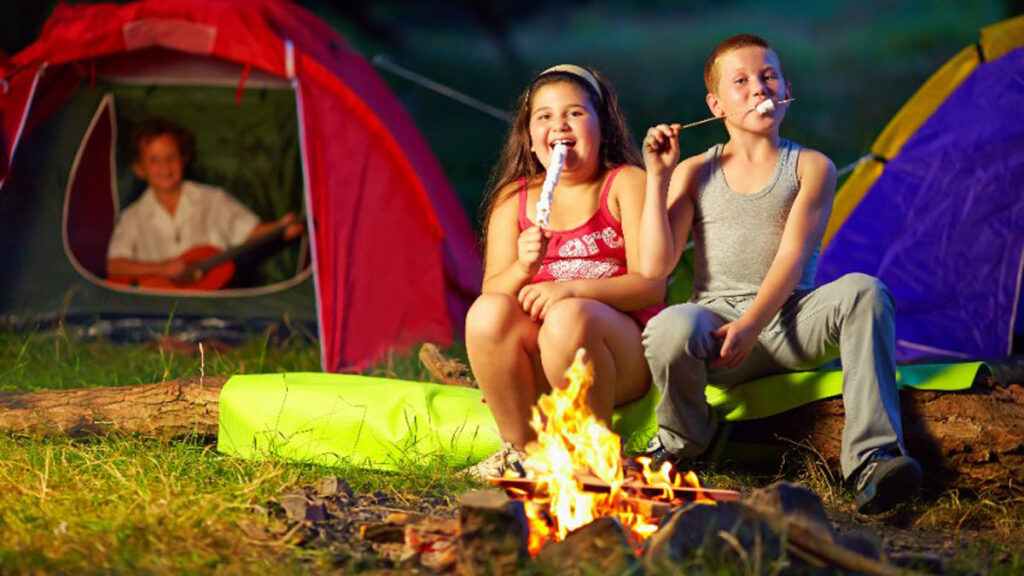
[537,298,595,349]
[466,293,524,345]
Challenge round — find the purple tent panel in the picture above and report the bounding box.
[817,47,1024,362]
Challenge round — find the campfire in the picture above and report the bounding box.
[488,349,739,555]
[338,348,911,574]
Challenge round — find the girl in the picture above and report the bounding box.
[466,64,664,478]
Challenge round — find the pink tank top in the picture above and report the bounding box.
[518,166,663,325]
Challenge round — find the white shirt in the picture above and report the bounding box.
[107,180,260,262]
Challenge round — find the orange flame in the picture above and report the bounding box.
[517,349,712,555]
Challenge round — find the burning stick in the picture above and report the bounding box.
[677,97,795,131]
[488,475,741,503]
[535,142,569,229]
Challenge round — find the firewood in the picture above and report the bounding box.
[457,490,528,576]
[404,517,459,571]
[489,474,742,502]
[358,522,405,543]
[419,343,476,388]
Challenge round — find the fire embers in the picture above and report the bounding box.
[489,349,739,555]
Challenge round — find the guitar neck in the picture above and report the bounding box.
[198,220,290,272]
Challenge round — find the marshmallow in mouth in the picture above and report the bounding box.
[755,99,776,115]
[536,142,569,229]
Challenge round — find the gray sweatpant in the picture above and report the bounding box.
[642,273,904,479]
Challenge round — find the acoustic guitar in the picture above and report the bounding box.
[108,217,303,290]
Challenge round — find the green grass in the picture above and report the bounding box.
[0,434,478,574]
[1,326,1023,573]
[0,324,322,391]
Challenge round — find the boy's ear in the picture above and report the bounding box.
[784,81,793,101]
[130,161,146,179]
[706,92,724,118]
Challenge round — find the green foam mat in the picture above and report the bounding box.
[217,373,502,472]
[218,363,983,470]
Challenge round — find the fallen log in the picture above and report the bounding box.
[725,378,1024,491]
[0,375,1020,491]
[0,376,225,438]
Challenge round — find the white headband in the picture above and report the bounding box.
[535,64,603,102]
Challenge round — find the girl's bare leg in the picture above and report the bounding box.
[466,293,549,449]
[537,298,650,424]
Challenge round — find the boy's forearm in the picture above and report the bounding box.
[639,172,675,279]
[742,253,804,332]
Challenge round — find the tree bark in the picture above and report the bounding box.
[727,379,1024,491]
[0,376,1021,491]
[0,376,225,438]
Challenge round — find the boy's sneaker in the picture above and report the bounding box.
[465,441,527,481]
[626,435,688,473]
[853,447,923,515]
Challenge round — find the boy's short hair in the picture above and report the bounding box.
[704,34,777,94]
[129,118,195,164]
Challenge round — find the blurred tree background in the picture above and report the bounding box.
[2,0,1020,229]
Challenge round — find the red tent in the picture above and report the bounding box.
[0,0,481,371]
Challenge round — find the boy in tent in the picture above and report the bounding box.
[106,118,304,286]
[639,34,922,514]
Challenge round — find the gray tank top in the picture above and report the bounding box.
[690,139,818,301]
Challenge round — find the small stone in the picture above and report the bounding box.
[535,517,634,576]
[746,481,833,541]
[315,476,354,499]
[280,492,310,523]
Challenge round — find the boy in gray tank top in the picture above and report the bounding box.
[638,34,921,514]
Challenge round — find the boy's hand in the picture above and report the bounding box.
[710,317,758,369]
[517,226,550,277]
[161,258,191,280]
[278,212,306,241]
[643,123,681,180]
[518,281,575,321]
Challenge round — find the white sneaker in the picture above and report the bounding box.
[465,441,528,481]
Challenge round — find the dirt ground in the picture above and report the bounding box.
[263,474,1022,575]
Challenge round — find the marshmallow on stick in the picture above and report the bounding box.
[535,142,569,229]
[677,97,794,131]
[755,99,776,115]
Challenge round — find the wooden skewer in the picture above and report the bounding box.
[678,98,795,130]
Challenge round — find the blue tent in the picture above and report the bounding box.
[817,16,1024,362]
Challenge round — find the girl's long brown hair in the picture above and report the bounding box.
[479,67,642,252]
